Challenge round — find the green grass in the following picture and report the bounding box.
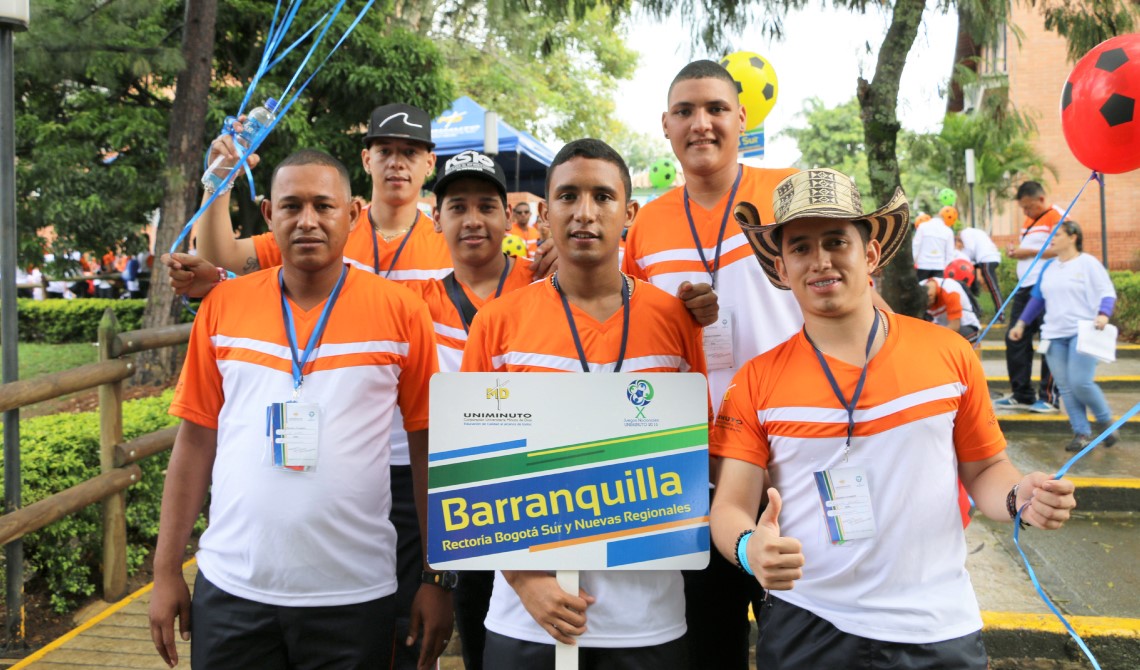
[16,342,99,379]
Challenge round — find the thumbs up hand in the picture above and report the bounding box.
[747,488,805,591]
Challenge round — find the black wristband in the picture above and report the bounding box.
[733,529,752,574]
[1006,484,1029,529]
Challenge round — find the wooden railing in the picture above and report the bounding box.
[0,308,191,640]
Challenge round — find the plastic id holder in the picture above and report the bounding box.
[703,307,736,371]
[813,466,876,545]
[266,401,320,472]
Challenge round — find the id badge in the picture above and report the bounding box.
[813,466,876,544]
[265,402,320,472]
[703,307,736,371]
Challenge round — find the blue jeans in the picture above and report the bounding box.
[1045,335,1112,436]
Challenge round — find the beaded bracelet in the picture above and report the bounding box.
[734,529,754,576]
[1006,484,1029,530]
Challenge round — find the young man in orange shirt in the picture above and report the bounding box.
[509,200,541,258]
[461,139,707,669]
[996,181,1059,412]
[712,168,1076,668]
[148,150,452,669]
[620,59,800,668]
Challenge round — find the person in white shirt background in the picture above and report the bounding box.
[1008,220,1119,452]
[912,205,956,280]
[957,224,1004,318]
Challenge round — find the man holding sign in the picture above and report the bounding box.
[709,169,1077,668]
[460,139,708,668]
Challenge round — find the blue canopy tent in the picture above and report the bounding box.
[430,96,556,197]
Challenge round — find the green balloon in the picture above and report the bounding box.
[650,158,677,189]
[938,188,957,207]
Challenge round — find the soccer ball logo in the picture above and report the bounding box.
[627,379,654,418]
[719,51,779,131]
[650,157,677,189]
[502,234,527,258]
[1061,34,1140,174]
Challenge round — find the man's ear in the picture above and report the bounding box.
[865,237,882,274]
[774,255,789,286]
[260,197,274,230]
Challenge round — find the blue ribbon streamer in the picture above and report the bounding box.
[170,0,375,257]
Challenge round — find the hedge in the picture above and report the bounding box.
[9,299,146,344]
[0,390,199,612]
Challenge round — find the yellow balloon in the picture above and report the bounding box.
[502,234,528,258]
[719,51,779,131]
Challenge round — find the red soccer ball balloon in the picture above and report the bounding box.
[1061,34,1140,174]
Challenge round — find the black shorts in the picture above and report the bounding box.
[757,595,987,670]
[190,571,396,669]
[483,631,688,670]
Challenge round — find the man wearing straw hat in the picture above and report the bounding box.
[708,169,1076,668]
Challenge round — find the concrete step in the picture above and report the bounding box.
[978,342,1140,360]
[969,514,1140,668]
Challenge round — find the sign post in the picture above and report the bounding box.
[428,372,710,668]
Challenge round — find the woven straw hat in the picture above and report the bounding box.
[733,168,910,290]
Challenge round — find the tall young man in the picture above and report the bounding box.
[461,139,708,669]
[996,181,1059,413]
[620,59,801,668]
[148,151,452,669]
[413,151,535,669]
[712,168,1076,669]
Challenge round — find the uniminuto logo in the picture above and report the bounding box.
[626,379,654,419]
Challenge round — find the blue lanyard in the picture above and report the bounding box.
[683,165,742,290]
[368,210,421,277]
[803,310,881,456]
[449,255,513,334]
[278,265,348,393]
[552,273,631,373]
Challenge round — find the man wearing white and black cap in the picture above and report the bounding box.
[709,168,1076,669]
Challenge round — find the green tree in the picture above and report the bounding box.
[783,98,871,195]
[611,128,672,174]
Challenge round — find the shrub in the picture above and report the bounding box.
[1111,271,1140,342]
[9,299,146,344]
[0,390,198,612]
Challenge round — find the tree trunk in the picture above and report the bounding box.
[946,4,982,114]
[858,0,927,317]
[134,0,218,385]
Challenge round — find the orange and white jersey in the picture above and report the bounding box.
[622,166,803,409]
[711,312,1005,643]
[462,278,706,376]
[411,257,534,373]
[252,207,452,282]
[460,277,707,649]
[508,222,541,258]
[170,266,438,607]
[1016,205,1063,285]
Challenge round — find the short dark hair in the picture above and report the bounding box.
[668,60,738,101]
[772,220,871,253]
[1061,219,1084,252]
[545,139,632,203]
[272,149,352,199]
[1015,181,1046,200]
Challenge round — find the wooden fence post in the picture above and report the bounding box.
[98,308,129,601]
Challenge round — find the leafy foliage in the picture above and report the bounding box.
[1031,0,1139,62]
[0,392,188,613]
[8,299,146,343]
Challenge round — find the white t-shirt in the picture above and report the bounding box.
[1038,254,1116,340]
[958,228,1001,264]
[912,219,955,271]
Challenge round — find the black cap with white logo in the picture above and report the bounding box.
[363,103,435,149]
[433,150,508,202]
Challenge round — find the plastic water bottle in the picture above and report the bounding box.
[202,97,279,193]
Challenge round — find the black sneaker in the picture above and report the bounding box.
[1093,422,1120,448]
[1065,434,1091,452]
